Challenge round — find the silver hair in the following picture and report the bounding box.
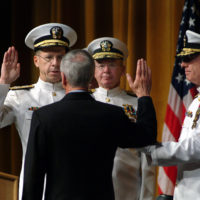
[60,49,95,87]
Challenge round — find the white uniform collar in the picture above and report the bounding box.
[96,86,123,97]
[36,78,63,91]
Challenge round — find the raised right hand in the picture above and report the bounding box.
[126,58,152,98]
[0,46,20,84]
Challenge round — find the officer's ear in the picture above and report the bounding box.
[33,55,39,68]
[61,72,67,89]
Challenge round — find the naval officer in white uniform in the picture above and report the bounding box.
[87,37,156,200]
[0,23,77,199]
[142,30,200,200]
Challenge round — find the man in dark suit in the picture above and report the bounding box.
[22,49,157,200]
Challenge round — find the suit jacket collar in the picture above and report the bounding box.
[63,92,95,101]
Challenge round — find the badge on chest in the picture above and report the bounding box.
[122,104,137,122]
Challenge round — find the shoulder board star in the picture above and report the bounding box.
[126,90,137,97]
[9,85,34,90]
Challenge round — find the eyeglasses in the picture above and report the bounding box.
[37,54,63,63]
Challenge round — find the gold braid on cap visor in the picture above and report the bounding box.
[93,52,124,59]
[177,48,200,56]
[34,39,69,48]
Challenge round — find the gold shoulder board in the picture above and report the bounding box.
[9,85,34,90]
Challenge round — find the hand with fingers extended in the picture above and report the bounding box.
[126,58,152,98]
[0,46,20,84]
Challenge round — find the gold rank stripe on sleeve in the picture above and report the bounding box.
[9,85,34,90]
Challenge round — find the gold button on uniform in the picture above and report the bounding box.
[106,98,110,102]
[52,92,57,96]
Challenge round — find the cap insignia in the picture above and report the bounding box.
[50,26,63,39]
[100,40,112,52]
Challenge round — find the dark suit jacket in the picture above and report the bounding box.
[22,92,157,200]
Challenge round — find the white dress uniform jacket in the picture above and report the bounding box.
[0,78,65,200]
[93,87,156,200]
[149,89,200,200]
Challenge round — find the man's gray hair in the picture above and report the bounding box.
[60,49,95,88]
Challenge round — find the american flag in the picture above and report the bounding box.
[157,0,200,195]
